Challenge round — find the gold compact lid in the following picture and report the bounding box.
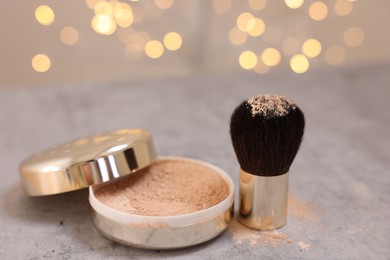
[19,129,156,196]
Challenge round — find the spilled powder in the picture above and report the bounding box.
[95,159,230,216]
[229,220,290,247]
[288,193,319,221]
[247,94,296,117]
[353,182,372,201]
[298,241,311,251]
[229,193,319,251]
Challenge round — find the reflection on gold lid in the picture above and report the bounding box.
[19,129,156,196]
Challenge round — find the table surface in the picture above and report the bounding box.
[1,64,389,259]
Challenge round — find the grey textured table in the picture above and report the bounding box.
[1,64,389,259]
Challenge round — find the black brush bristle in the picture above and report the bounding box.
[230,95,305,177]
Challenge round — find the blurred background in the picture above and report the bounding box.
[1,0,389,86]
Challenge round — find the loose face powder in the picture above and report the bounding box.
[94,158,230,216]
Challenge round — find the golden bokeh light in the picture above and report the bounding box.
[309,1,328,21]
[248,18,265,37]
[229,27,248,45]
[282,37,301,55]
[116,16,134,28]
[302,38,322,58]
[145,40,164,58]
[32,54,51,73]
[164,32,182,51]
[114,3,134,27]
[284,0,304,9]
[86,0,102,9]
[334,0,353,16]
[114,3,132,16]
[325,46,346,65]
[91,15,117,35]
[110,1,120,10]
[154,0,173,10]
[60,27,79,45]
[35,5,55,26]
[239,51,257,70]
[344,27,364,47]
[237,12,255,32]
[261,48,281,67]
[253,58,270,74]
[213,0,231,14]
[248,0,267,11]
[94,1,113,15]
[290,54,309,73]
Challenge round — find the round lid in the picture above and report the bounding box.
[19,129,156,196]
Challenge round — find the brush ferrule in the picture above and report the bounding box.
[239,169,289,231]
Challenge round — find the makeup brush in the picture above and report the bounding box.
[230,94,305,230]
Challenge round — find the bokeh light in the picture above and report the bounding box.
[221,0,361,73]
[334,0,353,16]
[35,5,55,26]
[154,0,173,10]
[213,0,231,14]
[284,0,304,9]
[248,0,267,11]
[164,32,182,51]
[94,1,112,15]
[302,38,321,58]
[145,40,164,58]
[344,27,364,47]
[86,0,101,9]
[81,0,361,73]
[114,3,134,28]
[309,2,328,21]
[239,51,257,70]
[247,18,265,37]
[91,15,117,35]
[282,37,301,55]
[60,27,79,45]
[32,54,51,73]
[325,46,346,65]
[261,48,281,66]
[290,54,309,73]
[229,27,248,45]
[237,12,255,32]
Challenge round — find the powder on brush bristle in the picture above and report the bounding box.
[247,94,296,118]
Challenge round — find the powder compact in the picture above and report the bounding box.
[19,129,234,249]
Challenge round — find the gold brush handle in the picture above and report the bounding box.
[239,170,289,230]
